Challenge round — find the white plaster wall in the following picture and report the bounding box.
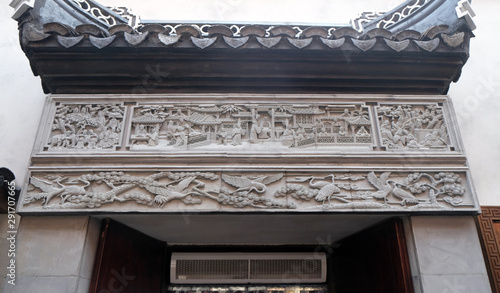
[0,0,499,206]
[0,3,46,187]
[447,0,500,206]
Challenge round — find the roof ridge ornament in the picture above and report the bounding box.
[109,6,140,27]
[10,0,34,20]
[70,0,117,26]
[351,12,386,32]
[351,0,430,32]
[455,0,476,31]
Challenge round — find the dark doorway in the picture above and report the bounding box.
[333,218,414,293]
[90,217,413,293]
[89,219,166,293]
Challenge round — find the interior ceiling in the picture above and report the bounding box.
[98,213,396,245]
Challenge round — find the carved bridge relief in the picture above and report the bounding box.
[23,171,472,211]
[377,104,452,151]
[46,104,125,151]
[129,104,373,150]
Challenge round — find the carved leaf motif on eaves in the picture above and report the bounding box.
[23,171,473,211]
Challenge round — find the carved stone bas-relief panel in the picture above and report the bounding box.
[377,104,452,151]
[23,96,474,215]
[37,98,460,154]
[22,170,474,212]
[46,104,125,151]
[129,104,373,151]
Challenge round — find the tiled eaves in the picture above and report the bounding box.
[24,22,468,54]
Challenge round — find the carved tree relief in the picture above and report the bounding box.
[377,104,451,150]
[47,104,124,150]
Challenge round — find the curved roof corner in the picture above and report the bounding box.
[355,0,476,34]
[11,0,131,29]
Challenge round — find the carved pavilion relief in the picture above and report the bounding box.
[21,170,474,212]
[45,103,125,151]
[129,104,373,151]
[376,104,452,151]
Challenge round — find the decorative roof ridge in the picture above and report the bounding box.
[13,0,475,35]
[11,0,133,30]
[352,0,432,32]
[23,21,469,53]
[12,0,474,95]
[65,0,129,27]
[359,0,476,34]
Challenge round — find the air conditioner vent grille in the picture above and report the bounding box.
[176,259,248,280]
[171,253,327,284]
[250,259,322,280]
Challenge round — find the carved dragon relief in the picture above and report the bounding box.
[128,104,373,151]
[377,104,452,151]
[23,171,472,211]
[46,104,125,151]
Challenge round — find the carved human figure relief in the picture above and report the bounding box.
[129,104,373,150]
[47,104,124,150]
[377,104,451,150]
[23,171,471,211]
[131,105,167,146]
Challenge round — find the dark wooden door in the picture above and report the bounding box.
[90,218,166,293]
[333,218,414,293]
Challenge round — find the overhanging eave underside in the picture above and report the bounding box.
[26,45,468,95]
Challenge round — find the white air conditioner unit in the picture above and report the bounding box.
[170,252,327,284]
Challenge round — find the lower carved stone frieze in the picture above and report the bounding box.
[22,170,474,212]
